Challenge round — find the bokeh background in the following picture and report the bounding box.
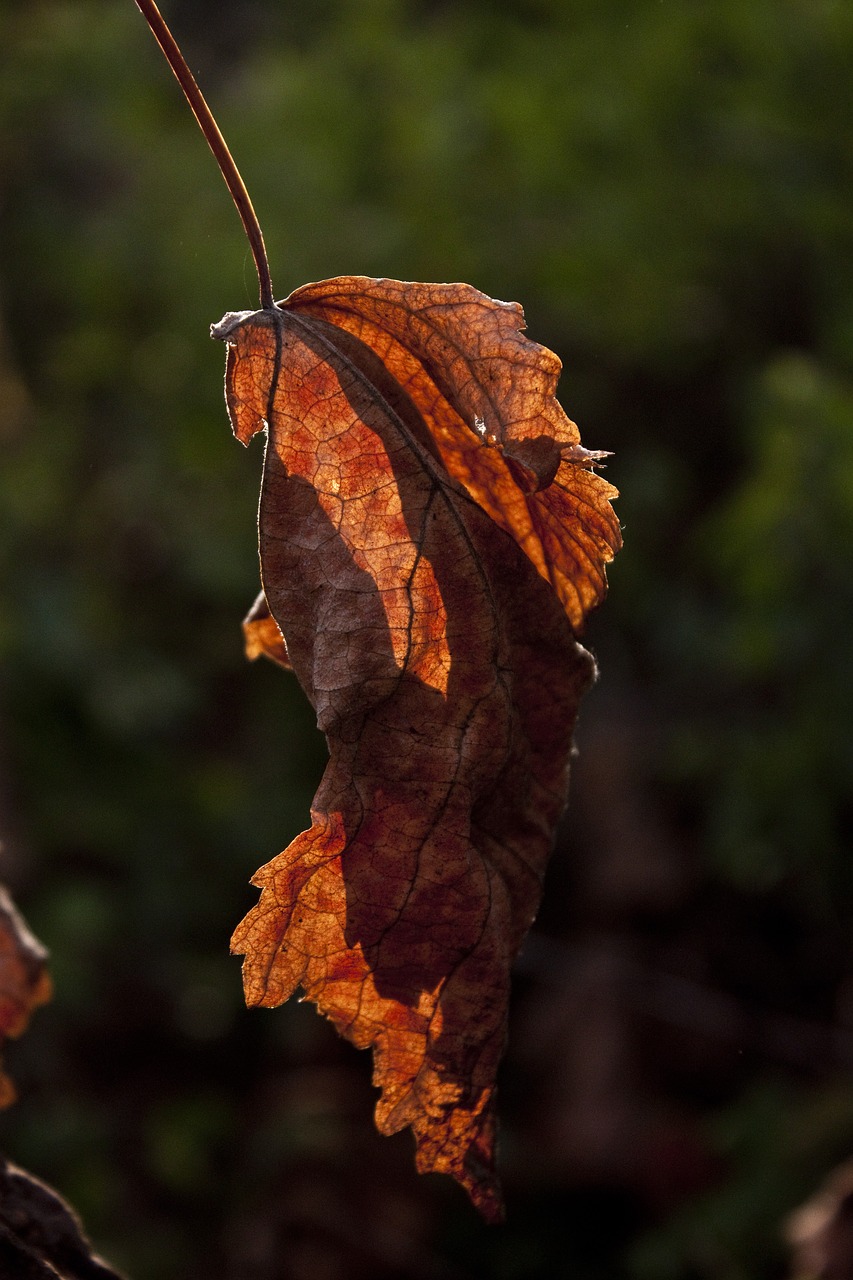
[2,1,852,1276]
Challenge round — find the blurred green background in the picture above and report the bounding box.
[1,1,852,1276]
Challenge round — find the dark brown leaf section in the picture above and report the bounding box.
[0,1156,125,1280]
[215,278,619,1218]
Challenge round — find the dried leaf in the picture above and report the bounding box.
[786,1161,853,1280]
[0,1155,125,1279]
[0,884,52,1108]
[216,277,619,1219]
[0,894,119,1276]
[243,590,291,669]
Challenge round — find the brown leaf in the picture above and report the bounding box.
[0,1155,125,1279]
[0,884,52,1108]
[0,898,119,1276]
[216,277,619,1219]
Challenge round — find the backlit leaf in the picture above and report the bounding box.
[217,277,620,1219]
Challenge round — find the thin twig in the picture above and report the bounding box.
[133,0,275,310]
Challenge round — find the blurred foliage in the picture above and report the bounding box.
[0,1,851,1277]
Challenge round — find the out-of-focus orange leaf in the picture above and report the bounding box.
[787,1161,853,1280]
[243,590,291,670]
[0,884,51,1109]
[216,277,620,1220]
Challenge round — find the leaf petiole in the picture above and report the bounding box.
[133,0,275,310]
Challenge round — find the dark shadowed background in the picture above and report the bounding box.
[1,1,852,1276]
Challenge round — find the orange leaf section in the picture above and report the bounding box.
[243,590,291,669]
[214,278,618,1219]
[0,885,52,1108]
